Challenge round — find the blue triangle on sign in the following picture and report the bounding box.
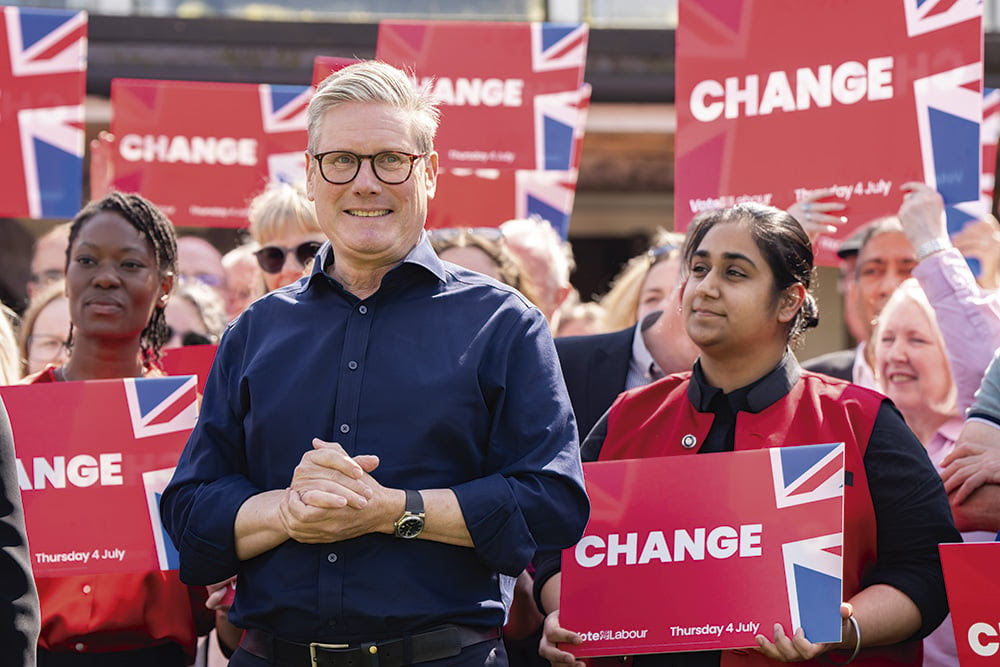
[134,377,189,416]
[541,24,576,52]
[780,442,838,488]
[19,8,75,52]
[270,85,306,113]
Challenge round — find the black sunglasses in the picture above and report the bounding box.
[166,327,214,347]
[254,241,323,274]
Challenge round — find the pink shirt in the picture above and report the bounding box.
[914,247,1000,415]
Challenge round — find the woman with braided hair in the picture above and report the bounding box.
[22,192,216,665]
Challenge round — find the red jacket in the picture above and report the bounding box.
[593,370,919,666]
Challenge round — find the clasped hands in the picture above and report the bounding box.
[278,438,401,544]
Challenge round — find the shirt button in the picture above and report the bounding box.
[340,424,350,434]
[347,360,358,370]
[358,305,368,314]
[327,553,338,563]
[75,643,86,652]
[82,585,92,594]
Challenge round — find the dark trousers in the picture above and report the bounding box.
[228,638,507,667]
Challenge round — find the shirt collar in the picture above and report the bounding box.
[630,317,662,382]
[300,231,447,294]
[852,341,879,391]
[687,349,802,413]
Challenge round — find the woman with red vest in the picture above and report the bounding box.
[535,203,959,666]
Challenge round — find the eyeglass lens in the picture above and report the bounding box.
[28,334,69,362]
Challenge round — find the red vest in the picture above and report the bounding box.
[592,370,919,666]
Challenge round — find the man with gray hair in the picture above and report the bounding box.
[499,217,574,331]
[161,60,589,667]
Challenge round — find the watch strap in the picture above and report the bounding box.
[404,489,424,516]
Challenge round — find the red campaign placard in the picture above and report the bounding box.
[561,443,844,657]
[0,376,197,577]
[0,6,86,219]
[159,343,217,397]
[676,0,982,266]
[428,169,578,239]
[940,542,1000,665]
[109,78,313,228]
[982,88,999,208]
[376,20,588,171]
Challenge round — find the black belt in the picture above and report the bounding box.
[240,625,501,667]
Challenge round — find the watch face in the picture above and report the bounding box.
[396,515,424,539]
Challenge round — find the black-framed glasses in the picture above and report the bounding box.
[29,269,64,288]
[27,334,70,363]
[254,241,323,274]
[312,150,427,185]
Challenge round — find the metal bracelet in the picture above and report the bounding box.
[823,614,861,665]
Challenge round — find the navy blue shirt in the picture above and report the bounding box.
[160,235,589,643]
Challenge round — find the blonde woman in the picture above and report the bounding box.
[248,183,326,292]
[873,278,995,667]
[598,229,685,332]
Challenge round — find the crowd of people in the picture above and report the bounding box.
[0,58,998,667]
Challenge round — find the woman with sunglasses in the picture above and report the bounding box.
[248,182,326,292]
[21,192,217,666]
[536,203,958,666]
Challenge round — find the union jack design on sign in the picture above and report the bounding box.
[770,443,845,642]
[0,6,86,219]
[560,443,845,657]
[143,467,181,571]
[530,23,588,74]
[516,169,577,239]
[124,375,198,439]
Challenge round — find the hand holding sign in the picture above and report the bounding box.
[754,602,857,662]
[539,607,585,667]
[898,182,950,257]
[786,190,848,245]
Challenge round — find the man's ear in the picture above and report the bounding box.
[304,151,316,201]
[424,152,439,199]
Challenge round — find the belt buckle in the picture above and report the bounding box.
[309,641,350,663]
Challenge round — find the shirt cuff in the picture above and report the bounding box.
[176,474,260,585]
[967,414,1000,429]
[452,473,535,577]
